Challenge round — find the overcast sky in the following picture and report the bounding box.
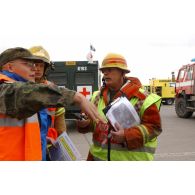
[1,0,195,84]
[1,0,194,191]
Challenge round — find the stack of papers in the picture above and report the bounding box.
[105,96,140,131]
[48,132,81,161]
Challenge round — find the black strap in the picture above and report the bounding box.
[107,125,111,161]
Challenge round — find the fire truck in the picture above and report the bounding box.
[47,61,100,126]
[175,62,195,118]
[147,74,176,105]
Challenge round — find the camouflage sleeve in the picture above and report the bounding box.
[0,81,76,119]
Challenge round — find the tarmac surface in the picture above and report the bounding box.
[155,105,195,161]
[68,105,195,161]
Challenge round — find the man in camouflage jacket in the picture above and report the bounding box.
[0,47,103,122]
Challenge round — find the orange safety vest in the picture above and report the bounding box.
[0,74,42,160]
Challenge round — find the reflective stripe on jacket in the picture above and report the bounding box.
[0,74,42,160]
[90,88,161,161]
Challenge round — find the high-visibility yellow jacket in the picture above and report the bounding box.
[90,80,162,161]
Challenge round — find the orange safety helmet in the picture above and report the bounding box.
[100,53,130,73]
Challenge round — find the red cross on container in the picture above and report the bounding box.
[79,87,90,97]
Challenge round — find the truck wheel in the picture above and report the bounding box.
[175,97,193,118]
[166,98,174,105]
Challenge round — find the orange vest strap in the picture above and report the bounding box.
[0,74,15,82]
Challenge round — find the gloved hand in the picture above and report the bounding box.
[110,123,125,143]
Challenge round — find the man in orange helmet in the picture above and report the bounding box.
[78,53,162,161]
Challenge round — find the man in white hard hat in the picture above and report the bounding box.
[29,46,66,160]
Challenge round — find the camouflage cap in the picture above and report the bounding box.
[0,47,43,68]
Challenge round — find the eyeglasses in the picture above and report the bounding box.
[21,61,36,68]
[10,60,36,69]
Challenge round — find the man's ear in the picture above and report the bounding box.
[2,63,14,72]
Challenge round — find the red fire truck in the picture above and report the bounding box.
[175,62,195,118]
